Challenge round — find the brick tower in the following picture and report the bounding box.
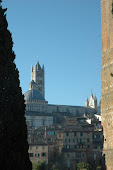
[101,0,113,169]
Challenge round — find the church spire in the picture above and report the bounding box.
[36,60,41,70]
[91,90,93,97]
[31,65,33,81]
[42,64,44,71]
[85,96,89,107]
[31,65,33,72]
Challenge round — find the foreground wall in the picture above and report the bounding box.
[101,0,113,169]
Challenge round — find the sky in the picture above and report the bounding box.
[2,0,102,106]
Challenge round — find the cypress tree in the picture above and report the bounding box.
[0,1,32,169]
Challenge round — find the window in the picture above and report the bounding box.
[87,145,90,149]
[38,153,40,157]
[29,153,33,157]
[73,139,76,142]
[67,160,70,168]
[42,146,45,150]
[80,132,83,137]
[29,146,32,150]
[94,154,96,160]
[35,153,37,157]
[80,139,82,142]
[93,135,97,139]
[36,146,38,150]
[48,131,53,135]
[76,152,81,160]
[87,138,90,142]
[99,152,102,158]
[67,153,69,157]
[88,153,90,158]
[66,145,70,149]
[68,139,70,143]
[59,135,61,137]
[75,145,77,149]
[41,152,46,157]
[34,131,37,135]
[65,139,67,143]
[41,131,44,135]
[66,132,69,136]
[54,131,57,135]
[74,132,76,136]
[99,135,103,139]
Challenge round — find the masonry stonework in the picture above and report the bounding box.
[101,0,113,169]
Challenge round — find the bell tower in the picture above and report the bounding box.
[101,0,113,169]
[30,60,45,97]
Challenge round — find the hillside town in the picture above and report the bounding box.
[1,0,113,169]
[24,61,103,169]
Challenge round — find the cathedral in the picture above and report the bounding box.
[24,60,99,128]
[85,91,97,109]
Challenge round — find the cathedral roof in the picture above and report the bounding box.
[24,89,45,101]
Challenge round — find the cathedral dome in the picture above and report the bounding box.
[24,89,45,101]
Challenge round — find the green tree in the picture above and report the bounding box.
[112,2,113,14]
[52,165,58,170]
[33,161,46,170]
[96,165,102,170]
[0,1,32,169]
[76,162,91,170]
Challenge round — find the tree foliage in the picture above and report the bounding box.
[33,161,46,170]
[96,165,102,170]
[112,2,113,15]
[0,1,32,169]
[52,165,58,170]
[76,162,91,170]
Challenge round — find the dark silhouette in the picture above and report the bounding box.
[0,1,32,169]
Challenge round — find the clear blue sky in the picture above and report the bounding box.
[2,0,102,106]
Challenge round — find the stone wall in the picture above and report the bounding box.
[25,101,97,116]
[101,0,113,169]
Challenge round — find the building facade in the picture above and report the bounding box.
[28,142,48,164]
[62,125,94,169]
[27,116,103,169]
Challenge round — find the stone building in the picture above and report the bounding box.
[28,142,48,164]
[85,114,102,130]
[28,124,64,168]
[24,60,98,128]
[28,124,64,144]
[27,115,103,169]
[101,0,113,169]
[25,111,53,128]
[93,129,103,165]
[62,125,94,170]
[62,124,103,170]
